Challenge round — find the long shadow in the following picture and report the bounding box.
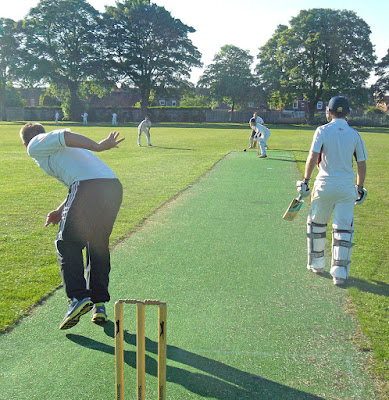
[67,324,324,399]
[316,271,389,296]
[265,157,307,164]
[149,145,194,151]
[267,148,309,154]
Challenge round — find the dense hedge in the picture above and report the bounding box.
[7,106,389,127]
[310,113,389,128]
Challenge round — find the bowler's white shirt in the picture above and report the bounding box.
[27,130,117,187]
[311,119,367,181]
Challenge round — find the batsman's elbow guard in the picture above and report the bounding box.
[355,185,367,205]
[296,179,311,198]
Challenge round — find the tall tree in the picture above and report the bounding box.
[104,0,202,115]
[0,18,21,120]
[373,49,389,102]
[19,0,106,120]
[256,8,376,123]
[198,45,255,117]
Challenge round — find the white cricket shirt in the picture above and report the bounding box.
[310,118,367,181]
[138,119,151,130]
[27,129,117,187]
[256,116,264,125]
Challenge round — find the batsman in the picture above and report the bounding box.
[297,96,367,286]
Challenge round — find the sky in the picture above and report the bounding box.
[1,0,388,84]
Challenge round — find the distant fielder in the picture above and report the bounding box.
[138,116,152,147]
[82,112,88,125]
[112,112,117,126]
[297,95,367,286]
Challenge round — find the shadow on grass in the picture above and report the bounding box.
[258,149,308,164]
[148,145,194,151]
[67,323,324,399]
[312,271,389,296]
[267,157,307,164]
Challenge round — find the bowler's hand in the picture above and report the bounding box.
[98,131,125,151]
[45,209,62,227]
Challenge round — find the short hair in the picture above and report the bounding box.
[20,123,45,145]
[330,109,349,119]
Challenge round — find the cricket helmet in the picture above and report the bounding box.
[327,96,350,114]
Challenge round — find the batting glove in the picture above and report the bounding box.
[355,185,367,205]
[296,179,311,198]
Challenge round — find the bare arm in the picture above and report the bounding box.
[44,198,67,227]
[356,160,366,186]
[64,131,125,152]
[304,151,320,180]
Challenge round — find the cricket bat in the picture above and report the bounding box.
[282,195,304,221]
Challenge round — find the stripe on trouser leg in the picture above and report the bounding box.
[57,181,79,241]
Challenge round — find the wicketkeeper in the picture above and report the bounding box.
[297,96,367,286]
[20,123,124,329]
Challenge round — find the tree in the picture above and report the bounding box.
[150,78,194,106]
[373,49,389,102]
[104,0,202,115]
[179,90,210,107]
[0,18,22,120]
[198,45,255,117]
[19,0,106,120]
[254,24,290,110]
[256,9,376,123]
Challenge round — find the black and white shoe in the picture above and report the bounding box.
[91,303,108,323]
[59,297,93,330]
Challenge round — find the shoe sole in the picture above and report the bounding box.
[59,301,93,330]
[91,313,108,323]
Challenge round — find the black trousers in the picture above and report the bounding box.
[55,179,123,303]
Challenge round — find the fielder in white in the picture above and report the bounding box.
[112,112,117,126]
[137,116,152,146]
[297,96,367,286]
[82,112,88,125]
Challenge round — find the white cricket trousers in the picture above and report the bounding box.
[138,127,151,145]
[257,125,271,156]
[307,180,357,279]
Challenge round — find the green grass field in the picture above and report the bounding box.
[0,121,388,396]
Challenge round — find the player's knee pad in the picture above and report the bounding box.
[331,228,354,277]
[307,219,327,269]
